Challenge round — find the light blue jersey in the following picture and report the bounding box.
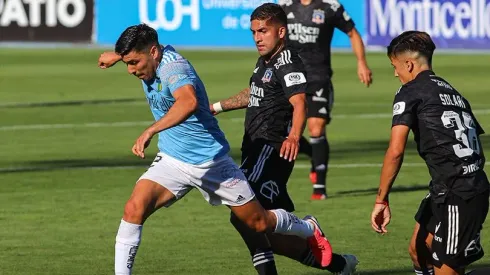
[142,45,230,165]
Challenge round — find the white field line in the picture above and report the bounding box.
[2,109,490,131]
[0,162,437,173]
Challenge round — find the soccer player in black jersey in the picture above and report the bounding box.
[371,31,489,275]
[211,3,358,275]
[280,0,373,199]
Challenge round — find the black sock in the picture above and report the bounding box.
[253,248,277,275]
[230,213,278,275]
[300,249,346,272]
[310,135,329,194]
[414,266,434,275]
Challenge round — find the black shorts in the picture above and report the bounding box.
[414,190,489,269]
[306,80,334,123]
[240,141,295,212]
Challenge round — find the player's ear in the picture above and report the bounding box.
[150,45,159,60]
[405,59,414,73]
[278,26,286,39]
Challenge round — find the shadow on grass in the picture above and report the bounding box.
[331,184,428,198]
[299,262,490,275]
[4,135,490,175]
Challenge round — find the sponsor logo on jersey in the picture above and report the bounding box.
[312,9,325,24]
[313,88,328,102]
[288,23,320,43]
[287,12,295,19]
[284,72,306,87]
[262,68,273,83]
[279,0,293,6]
[393,101,406,116]
[249,82,264,107]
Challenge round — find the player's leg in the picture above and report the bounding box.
[194,150,332,267]
[408,222,435,275]
[230,213,278,275]
[229,198,333,267]
[465,268,490,275]
[115,154,191,275]
[410,193,436,275]
[228,143,332,267]
[433,265,464,275]
[188,148,280,275]
[430,191,489,275]
[298,135,314,180]
[266,231,358,273]
[306,81,333,199]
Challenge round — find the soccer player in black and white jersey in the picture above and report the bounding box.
[211,3,358,275]
[371,31,489,275]
[280,0,373,199]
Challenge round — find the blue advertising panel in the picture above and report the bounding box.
[366,0,490,49]
[95,0,364,48]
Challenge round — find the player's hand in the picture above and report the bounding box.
[280,135,299,162]
[371,202,391,234]
[98,52,121,69]
[358,62,373,87]
[210,102,223,116]
[209,104,218,116]
[132,129,154,159]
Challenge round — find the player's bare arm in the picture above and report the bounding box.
[132,84,198,158]
[371,125,410,234]
[347,28,373,87]
[210,87,250,115]
[280,93,306,162]
[98,51,122,69]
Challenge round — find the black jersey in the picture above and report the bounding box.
[392,70,489,202]
[280,0,354,82]
[243,47,307,151]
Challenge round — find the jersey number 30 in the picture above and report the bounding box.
[441,111,481,158]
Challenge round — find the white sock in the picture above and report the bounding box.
[115,220,143,275]
[414,266,434,275]
[270,209,314,239]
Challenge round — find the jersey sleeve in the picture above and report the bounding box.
[392,86,420,128]
[331,1,355,33]
[474,116,485,135]
[274,50,307,98]
[159,61,195,94]
[466,101,485,135]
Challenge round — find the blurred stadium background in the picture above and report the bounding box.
[1,0,489,274]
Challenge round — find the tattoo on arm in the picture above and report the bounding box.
[220,88,250,111]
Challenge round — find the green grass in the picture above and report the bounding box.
[1,48,489,275]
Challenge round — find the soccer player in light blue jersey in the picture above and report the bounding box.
[98,24,333,275]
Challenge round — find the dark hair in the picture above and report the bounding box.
[250,3,287,27]
[387,31,436,64]
[115,24,159,56]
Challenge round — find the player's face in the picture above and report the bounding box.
[390,55,414,84]
[250,19,286,57]
[121,45,160,81]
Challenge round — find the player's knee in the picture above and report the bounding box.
[307,119,326,137]
[123,199,146,224]
[244,212,269,233]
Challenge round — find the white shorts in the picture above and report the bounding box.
[139,152,255,207]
